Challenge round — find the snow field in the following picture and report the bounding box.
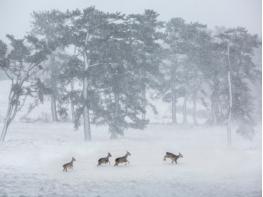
[0,123,261,197]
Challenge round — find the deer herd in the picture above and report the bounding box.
[62,151,183,172]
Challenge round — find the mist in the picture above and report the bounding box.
[0,1,261,197]
[0,0,261,40]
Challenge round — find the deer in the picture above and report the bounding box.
[163,152,183,164]
[114,151,131,166]
[63,157,76,172]
[97,152,112,166]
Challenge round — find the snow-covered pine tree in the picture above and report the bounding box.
[101,10,163,138]
[63,7,110,140]
[127,10,164,121]
[94,12,148,138]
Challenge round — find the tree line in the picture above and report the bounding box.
[0,7,261,142]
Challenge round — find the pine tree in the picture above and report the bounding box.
[214,27,260,142]
[31,10,68,121]
[0,35,50,141]
[164,18,211,125]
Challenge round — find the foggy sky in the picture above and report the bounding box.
[0,0,261,41]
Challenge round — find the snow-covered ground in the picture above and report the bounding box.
[0,122,261,197]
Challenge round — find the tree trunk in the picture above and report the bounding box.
[227,70,232,146]
[227,75,232,146]
[49,53,58,122]
[83,49,91,141]
[0,103,12,142]
[227,44,232,146]
[110,92,121,139]
[83,102,91,141]
[209,81,220,125]
[51,95,58,121]
[70,80,75,123]
[183,96,188,124]
[0,111,14,142]
[210,100,217,125]
[171,91,177,124]
[0,89,19,142]
[0,120,9,142]
[192,92,197,125]
[141,84,146,120]
[109,124,118,139]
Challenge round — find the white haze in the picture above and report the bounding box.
[0,1,261,197]
[0,0,261,41]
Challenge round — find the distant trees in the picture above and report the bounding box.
[162,18,260,143]
[163,18,212,125]
[0,7,261,142]
[214,27,261,144]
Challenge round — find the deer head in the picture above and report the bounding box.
[178,153,183,158]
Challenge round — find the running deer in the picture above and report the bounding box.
[97,152,112,166]
[163,152,183,164]
[63,157,76,172]
[114,151,131,166]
